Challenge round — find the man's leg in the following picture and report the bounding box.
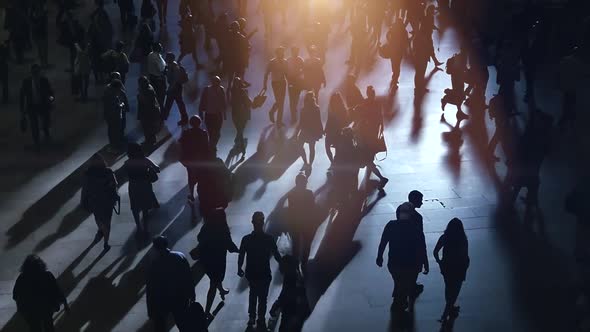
[248,279,258,323]
[162,93,174,120]
[29,111,41,149]
[257,279,271,325]
[175,93,188,125]
[391,56,402,85]
[152,314,168,332]
[288,83,300,121]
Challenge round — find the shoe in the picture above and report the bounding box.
[247,317,256,326]
[206,312,215,322]
[219,287,229,300]
[379,177,389,190]
[103,244,111,252]
[268,111,275,123]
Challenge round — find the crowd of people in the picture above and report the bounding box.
[4,0,590,331]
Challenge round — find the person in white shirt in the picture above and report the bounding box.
[263,47,288,127]
[147,43,167,108]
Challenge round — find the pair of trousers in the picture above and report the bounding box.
[389,265,419,307]
[288,82,302,119]
[270,80,287,123]
[248,278,271,320]
[390,55,402,84]
[149,75,167,108]
[163,90,188,124]
[204,113,223,150]
[152,305,187,332]
[106,116,124,148]
[26,106,51,147]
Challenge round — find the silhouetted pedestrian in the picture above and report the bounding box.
[269,255,310,332]
[179,115,210,205]
[287,172,316,268]
[81,153,119,251]
[162,52,189,126]
[132,24,154,63]
[102,78,129,152]
[196,157,233,215]
[30,2,49,67]
[403,190,430,294]
[342,74,363,109]
[296,92,323,173]
[137,76,162,146]
[377,202,425,312]
[198,209,239,319]
[123,143,160,234]
[230,77,252,155]
[381,21,409,89]
[287,46,305,124]
[434,218,469,323]
[238,211,282,329]
[103,41,130,83]
[264,47,288,127]
[147,236,195,332]
[325,92,350,164]
[147,43,167,108]
[441,50,469,121]
[303,46,326,101]
[20,64,55,152]
[178,14,199,66]
[13,255,69,332]
[74,42,92,101]
[199,76,227,152]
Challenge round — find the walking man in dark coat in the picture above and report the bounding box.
[20,64,55,152]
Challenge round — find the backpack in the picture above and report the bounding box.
[178,64,189,84]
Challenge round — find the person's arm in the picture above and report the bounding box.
[376,223,390,267]
[237,237,246,277]
[433,235,444,264]
[420,231,429,274]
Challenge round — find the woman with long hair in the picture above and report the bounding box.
[13,255,69,332]
[433,218,470,323]
[296,92,323,174]
[324,92,350,164]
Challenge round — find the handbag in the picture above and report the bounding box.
[251,88,267,109]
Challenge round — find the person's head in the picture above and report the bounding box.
[212,76,221,87]
[237,17,247,30]
[165,52,176,63]
[366,85,375,100]
[138,76,150,89]
[444,218,467,242]
[396,202,414,221]
[88,153,107,170]
[20,255,47,275]
[110,71,122,81]
[152,236,169,252]
[115,40,125,52]
[291,46,300,57]
[275,47,286,59]
[31,64,41,79]
[230,21,240,31]
[127,142,144,159]
[152,42,163,53]
[304,91,317,107]
[408,190,423,208]
[295,172,307,188]
[110,78,123,90]
[189,115,202,128]
[252,211,265,232]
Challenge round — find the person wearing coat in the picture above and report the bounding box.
[230,77,252,155]
[123,143,160,234]
[13,255,69,332]
[137,76,162,146]
[81,153,119,251]
[102,79,129,152]
[20,64,55,152]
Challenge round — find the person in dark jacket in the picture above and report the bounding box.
[179,115,210,205]
[102,79,129,152]
[196,157,232,216]
[238,212,282,329]
[123,143,160,233]
[230,77,252,155]
[30,2,49,67]
[377,202,427,312]
[198,209,239,319]
[20,64,55,152]
[13,255,69,332]
[137,76,162,146]
[199,76,227,152]
[147,236,195,332]
[434,218,470,323]
[287,172,315,270]
[81,154,119,251]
